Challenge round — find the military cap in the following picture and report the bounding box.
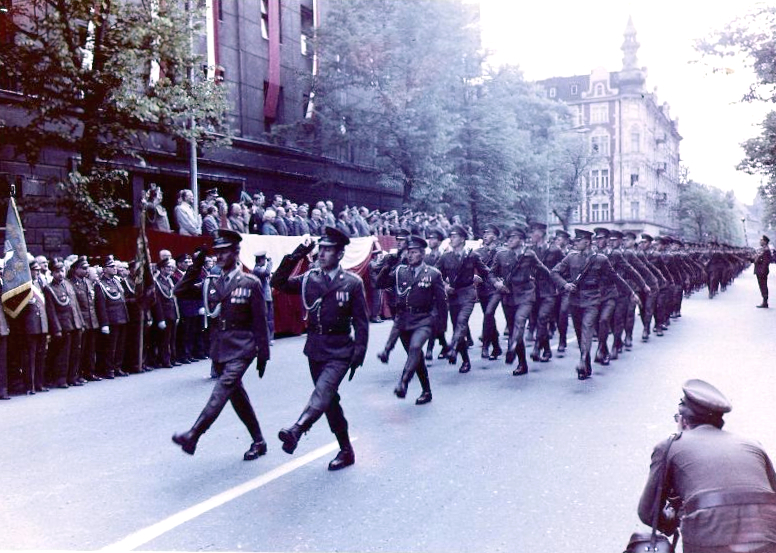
[29,260,41,270]
[641,233,654,242]
[175,253,191,264]
[395,228,411,239]
[681,379,732,416]
[205,188,219,197]
[655,235,672,244]
[449,224,469,239]
[318,225,350,249]
[574,228,594,240]
[763,235,770,244]
[254,250,267,258]
[212,229,243,250]
[593,227,610,240]
[50,258,65,271]
[555,229,571,239]
[529,222,548,233]
[74,255,90,270]
[406,235,428,250]
[608,230,624,239]
[506,226,527,239]
[426,227,446,241]
[103,255,117,268]
[623,231,638,240]
[483,223,501,237]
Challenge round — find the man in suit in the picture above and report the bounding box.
[638,379,776,553]
[94,255,129,379]
[271,226,369,471]
[551,229,633,380]
[753,235,772,308]
[376,235,446,404]
[172,230,270,461]
[174,189,202,236]
[44,258,84,388]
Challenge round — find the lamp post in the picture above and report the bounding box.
[742,217,748,247]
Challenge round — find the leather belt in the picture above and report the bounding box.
[401,306,431,314]
[685,490,776,514]
[309,327,350,335]
[218,320,251,331]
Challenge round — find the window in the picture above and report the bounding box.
[591,203,601,222]
[548,87,556,98]
[631,131,640,153]
[591,135,609,156]
[590,169,610,189]
[601,169,609,188]
[301,5,314,56]
[217,0,223,21]
[630,201,640,219]
[601,203,609,221]
[591,104,608,123]
[630,173,639,186]
[595,83,605,96]
[260,0,281,42]
[570,84,578,95]
[575,105,584,127]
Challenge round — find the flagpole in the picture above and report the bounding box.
[137,214,146,372]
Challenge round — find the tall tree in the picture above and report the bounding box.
[0,0,230,248]
[677,180,741,244]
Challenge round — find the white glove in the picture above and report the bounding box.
[158,321,167,330]
[198,307,205,316]
[101,326,110,334]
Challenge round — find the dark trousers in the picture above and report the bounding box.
[0,336,7,394]
[382,322,401,354]
[157,318,177,367]
[176,315,195,361]
[266,302,275,341]
[503,300,533,363]
[655,288,671,328]
[570,303,599,368]
[398,326,432,393]
[48,331,76,386]
[556,292,570,347]
[124,320,143,372]
[196,357,263,441]
[757,273,769,303]
[638,292,657,337]
[480,293,501,352]
[611,297,629,349]
[532,294,557,351]
[100,324,126,376]
[23,334,47,392]
[81,329,97,378]
[448,287,476,352]
[597,298,616,354]
[306,358,350,435]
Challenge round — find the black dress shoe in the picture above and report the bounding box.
[458,361,471,373]
[35,386,50,392]
[377,350,389,364]
[557,344,566,357]
[115,371,129,377]
[757,303,769,308]
[489,347,502,361]
[437,347,450,360]
[56,383,69,389]
[504,349,516,365]
[600,353,610,366]
[447,350,458,365]
[394,384,407,399]
[540,349,552,363]
[425,350,433,361]
[512,363,528,376]
[278,425,304,454]
[609,349,619,361]
[576,364,587,380]
[172,432,198,455]
[26,390,35,395]
[328,447,355,471]
[415,391,432,405]
[530,346,541,362]
[84,374,102,381]
[623,336,633,349]
[481,346,490,359]
[243,440,267,461]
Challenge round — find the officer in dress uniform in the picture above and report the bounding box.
[172,229,270,461]
[44,258,84,388]
[475,224,503,361]
[19,259,49,393]
[551,229,633,380]
[376,235,446,404]
[435,224,489,373]
[638,379,776,553]
[376,229,409,363]
[528,222,563,363]
[94,255,129,379]
[271,226,369,471]
[753,235,772,308]
[172,253,197,364]
[488,225,551,375]
[152,258,179,369]
[69,256,101,381]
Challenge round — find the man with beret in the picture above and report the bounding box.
[173,229,270,461]
[44,258,85,388]
[528,222,563,363]
[476,224,504,360]
[638,379,776,553]
[94,255,129,379]
[753,235,772,308]
[435,224,490,373]
[488,226,552,375]
[551,229,632,379]
[376,235,446,404]
[271,226,368,470]
[152,258,179,369]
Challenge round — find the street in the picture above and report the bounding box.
[2,271,775,552]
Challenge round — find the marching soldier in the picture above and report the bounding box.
[621,231,659,346]
[376,229,409,363]
[551,229,633,380]
[69,256,101,381]
[753,235,772,308]
[435,224,489,373]
[44,258,84,388]
[271,226,368,471]
[172,230,270,461]
[489,225,551,375]
[476,224,503,360]
[528,222,563,362]
[94,255,129,379]
[424,227,449,360]
[642,234,673,336]
[376,235,446,404]
[552,229,572,356]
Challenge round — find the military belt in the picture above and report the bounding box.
[309,327,350,335]
[401,306,432,314]
[217,319,251,331]
[685,490,776,514]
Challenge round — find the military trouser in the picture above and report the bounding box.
[503,300,534,365]
[655,288,670,329]
[555,291,570,348]
[306,358,350,436]
[49,330,81,387]
[570,303,599,371]
[611,296,630,351]
[638,291,657,338]
[382,321,402,355]
[398,326,433,394]
[100,323,126,377]
[532,295,557,354]
[23,334,47,392]
[480,293,501,353]
[597,297,616,355]
[80,329,98,378]
[757,273,769,303]
[195,357,263,442]
[448,287,477,353]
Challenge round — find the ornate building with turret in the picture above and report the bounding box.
[538,18,682,237]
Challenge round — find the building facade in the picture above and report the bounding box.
[0,0,400,255]
[538,18,682,237]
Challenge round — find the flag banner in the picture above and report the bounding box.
[133,215,154,299]
[2,197,33,318]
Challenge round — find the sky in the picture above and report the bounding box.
[478,0,770,204]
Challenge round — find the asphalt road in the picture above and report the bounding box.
[2,271,776,552]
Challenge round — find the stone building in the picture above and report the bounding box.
[538,18,682,237]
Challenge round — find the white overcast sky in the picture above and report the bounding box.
[478,0,770,204]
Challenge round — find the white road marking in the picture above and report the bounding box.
[101,440,346,551]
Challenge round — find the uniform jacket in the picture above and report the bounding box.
[639,425,776,551]
[435,248,490,294]
[19,283,48,335]
[173,268,203,317]
[636,249,667,289]
[605,248,644,297]
[376,261,446,333]
[551,250,631,308]
[623,248,659,289]
[489,247,551,306]
[44,280,84,334]
[647,250,675,286]
[424,248,443,267]
[754,246,772,276]
[153,275,179,322]
[272,257,368,363]
[532,243,563,298]
[94,275,128,326]
[252,259,274,301]
[475,244,502,298]
[69,276,99,330]
[176,263,270,364]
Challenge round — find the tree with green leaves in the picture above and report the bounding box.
[0,0,230,249]
[677,180,742,244]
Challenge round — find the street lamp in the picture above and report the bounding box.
[742,217,748,247]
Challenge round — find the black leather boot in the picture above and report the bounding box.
[394,367,412,399]
[415,365,432,405]
[458,347,471,373]
[243,440,267,461]
[172,412,210,455]
[328,431,355,471]
[278,408,320,454]
[513,342,528,375]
